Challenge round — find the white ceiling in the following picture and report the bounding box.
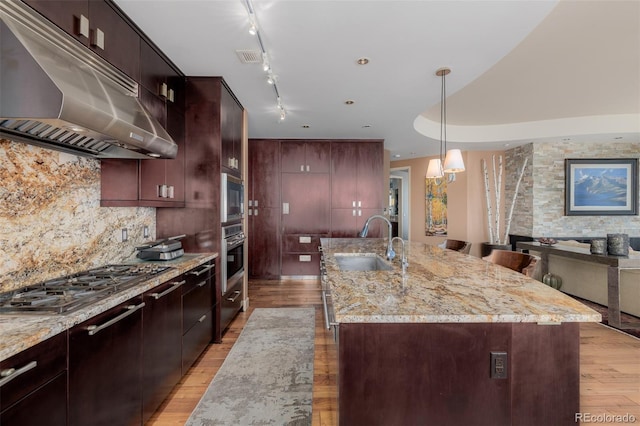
[114,0,640,159]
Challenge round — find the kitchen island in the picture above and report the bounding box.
[321,238,600,426]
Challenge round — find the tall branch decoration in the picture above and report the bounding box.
[482,155,528,245]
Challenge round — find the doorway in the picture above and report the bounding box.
[390,167,410,240]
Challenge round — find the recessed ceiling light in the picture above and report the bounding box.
[362,125,372,128]
[356,57,369,65]
[393,154,401,158]
[562,138,571,141]
[614,136,623,140]
[345,100,355,105]
[302,125,310,128]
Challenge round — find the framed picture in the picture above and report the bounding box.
[565,158,638,216]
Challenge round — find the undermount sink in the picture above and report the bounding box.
[334,253,393,271]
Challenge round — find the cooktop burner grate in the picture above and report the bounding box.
[0,264,172,314]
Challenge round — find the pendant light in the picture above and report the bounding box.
[426,67,465,181]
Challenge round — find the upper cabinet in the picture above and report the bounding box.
[220,86,244,177]
[281,141,330,174]
[22,0,141,80]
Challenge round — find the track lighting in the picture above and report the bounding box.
[244,0,287,122]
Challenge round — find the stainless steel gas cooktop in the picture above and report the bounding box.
[0,264,171,314]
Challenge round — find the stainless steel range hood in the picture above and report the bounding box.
[0,0,178,159]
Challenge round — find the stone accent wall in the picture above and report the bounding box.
[0,139,155,292]
[505,140,640,239]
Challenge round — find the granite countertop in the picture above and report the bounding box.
[321,238,601,324]
[0,253,217,362]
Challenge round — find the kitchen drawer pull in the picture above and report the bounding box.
[198,314,207,323]
[0,361,37,388]
[151,280,185,299]
[87,302,145,336]
[188,264,214,277]
[197,280,207,288]
[226,290,241,303]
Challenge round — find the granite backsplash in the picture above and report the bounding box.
[0,139,156,293]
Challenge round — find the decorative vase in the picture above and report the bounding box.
[590,238,607,255]
[542,273,563,290]
[607,233,629,256]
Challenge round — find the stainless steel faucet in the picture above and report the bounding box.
[359,214,395,260]
[391,237,408,274]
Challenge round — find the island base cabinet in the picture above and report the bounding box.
[69,296,144,426]
[338,322,579,426]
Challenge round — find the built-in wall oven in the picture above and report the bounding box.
[220,222,244,331]
[221,173,244,223]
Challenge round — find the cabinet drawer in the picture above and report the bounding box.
[182,277,212,334]
[282,234,326,253]
[220,280,243,332]
[281,253,322,276]
[0,332,67,410]
[182,310,212,373]
[0,372,67,425]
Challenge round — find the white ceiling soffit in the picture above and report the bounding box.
[416,0,640,146]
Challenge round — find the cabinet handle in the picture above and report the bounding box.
[358,209,362,217]
[91,27,105,50]
[196,280,207,288]
[254,200,258,207]
[198,314,207,323]
[167,185,174,199]
[160,82,168,98]
[86,303,145,336]
[78,14,89,38]
[151,280,184,300]
[226,290,241,303]
[352,209,356,217]
[168,88,175,103]
[300,165,304,172]
[254,208,259,216]
[306,165,310,172]
[321,291,330,330]
[0,361,37,388]
[188,264,214,277]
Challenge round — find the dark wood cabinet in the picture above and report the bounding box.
[142,277,184,424]
[248,139,281,279]
[0,333,67,426]
[281,140,330,173]
[247,139,384,278]
[101,74,186,208]
[221,85,244,177]
[23,0,141,80]
[182,262,215,372]
[331,141,384,237]
[282,173,330,234]
[69,296,144,426]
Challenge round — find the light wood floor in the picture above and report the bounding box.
[148,279,639,425]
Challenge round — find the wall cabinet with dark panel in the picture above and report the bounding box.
[221,85,244,177]
[248,139,281,279]
[22,0,141,80]
[330,141,384,238]
[247,139,384,278]
[0,332,67,426]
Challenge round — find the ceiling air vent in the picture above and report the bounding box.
[236,50,262,64]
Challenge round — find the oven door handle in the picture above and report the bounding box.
[226,239,245,251]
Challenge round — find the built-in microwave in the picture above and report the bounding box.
[221,173,244,223]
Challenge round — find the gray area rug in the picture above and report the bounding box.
[186,308,315,426]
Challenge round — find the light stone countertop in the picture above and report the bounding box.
[0,253,217,362]
[321,238,601,324]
